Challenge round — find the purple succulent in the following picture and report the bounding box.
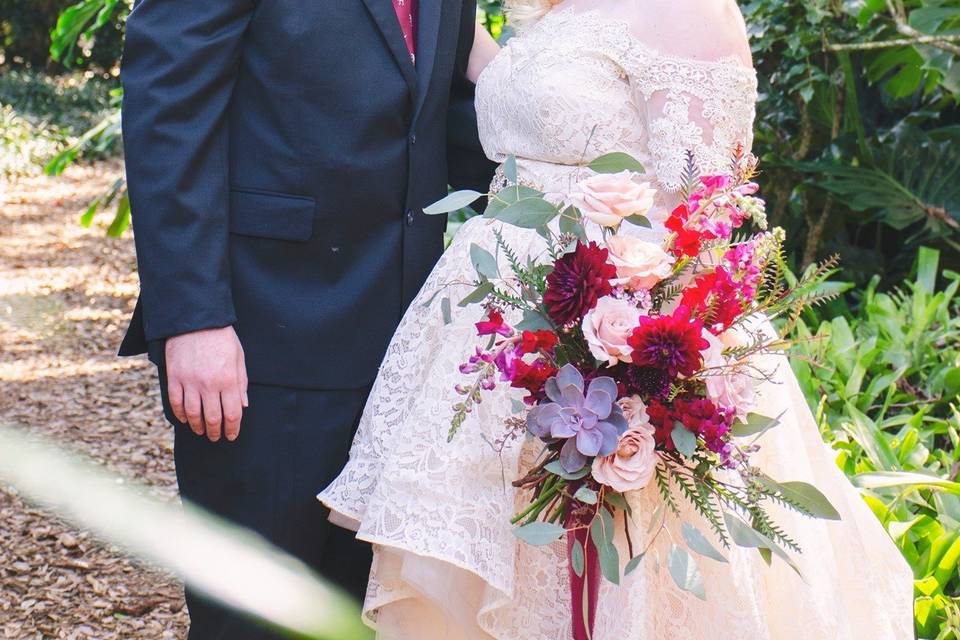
[527,364,629,472]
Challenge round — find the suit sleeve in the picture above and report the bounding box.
[446,2,497,194]
[121,0,256,342]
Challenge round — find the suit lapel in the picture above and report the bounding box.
[360,0,418,97]
[412,0,442,120]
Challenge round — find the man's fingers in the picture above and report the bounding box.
[221,389,243,442]
[167,379,187,423]
[202,390,224,442]
[237,349,249,408]
[184,388,205,436]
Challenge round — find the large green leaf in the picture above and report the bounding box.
[853,471,960,496]
[50,0,121,65]
[792,125,960,234]
[0,424,370,640]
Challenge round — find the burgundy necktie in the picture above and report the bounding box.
[392,0,418,64]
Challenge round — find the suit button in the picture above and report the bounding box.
[406,209,415,226]
[409,132,417,145]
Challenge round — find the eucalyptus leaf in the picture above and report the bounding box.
[624,214,652,228]
[603,492,631,514]
[598,539,621,585]
[545,460,591,481]
[484,185,542,219]
[681,523,728,563]
[503,155,518,184]
[731,413,782,438]
[469,243,500,280]
[574,486,598,505]
[423,190,482,215]
[758,477,841,520]
[458,281,494,307]
[722,513,802,577]
[668,545,706,600]
[571,538,585,577]
[495,197,558,229]
[624,554,645,576]
[558,205,587,240]
[440,297,452,325]
[671,423,698,458]
[587,152,646,174]
[515,310,553,332]
[513,522,567,546]
[590,514,620,585]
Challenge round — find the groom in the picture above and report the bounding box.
[118,0,494,637]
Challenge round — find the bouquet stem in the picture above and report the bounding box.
[566,510,600,640]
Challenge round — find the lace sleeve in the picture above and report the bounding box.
[621,45,758,192]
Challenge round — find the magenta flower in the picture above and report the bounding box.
[476,309,513,337]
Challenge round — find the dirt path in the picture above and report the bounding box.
[0,161,189,638]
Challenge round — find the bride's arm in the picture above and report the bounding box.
[620,0,757,192]
[626,0,752,66]
[466,22,501,84]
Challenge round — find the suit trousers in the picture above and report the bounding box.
[156,357,372,639]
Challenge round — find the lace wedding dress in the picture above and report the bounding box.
[320,7,914,639]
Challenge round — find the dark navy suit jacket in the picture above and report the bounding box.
[119,0,495,389]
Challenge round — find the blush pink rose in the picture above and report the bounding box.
[606,234,675,291]
[700,331,756,420]
[618,395,652,432]
[581,296,642,367]
[592,428,657,492]
[570,171,657,228]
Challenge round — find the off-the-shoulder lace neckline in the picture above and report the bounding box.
[529,5,757,77]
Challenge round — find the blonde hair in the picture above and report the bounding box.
[504,0,554,30]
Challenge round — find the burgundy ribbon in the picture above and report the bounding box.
[566,511,600,640]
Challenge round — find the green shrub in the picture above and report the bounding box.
[0,69,118,178]
[792,247,960,639]
[0,0,125,71]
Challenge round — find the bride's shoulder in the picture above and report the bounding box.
[615,0,752,67]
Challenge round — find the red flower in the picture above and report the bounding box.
[518,330,559,355]
[665,204,707,258]
[543,241,616,326]
[680,267,746,333]
[476,309,513,337]
[671,397,734,454]
[627,307,709,378]
[645,399,675,450]
[645,397,734,455]
[511,359,558,403]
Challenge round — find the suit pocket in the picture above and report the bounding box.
[229,188,316,242]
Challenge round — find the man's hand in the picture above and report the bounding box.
[165,326,249,442]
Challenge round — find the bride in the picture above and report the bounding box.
[320,0,914,638]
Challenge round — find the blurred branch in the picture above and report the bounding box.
[826,0,960,55]
[0,424,373,640]
[825,34,960,53]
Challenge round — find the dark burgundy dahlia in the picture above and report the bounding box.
[543,241,616,326]
[625,365,673,399]
[627,307,709,378]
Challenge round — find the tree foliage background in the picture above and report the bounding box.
[2,1,960,637]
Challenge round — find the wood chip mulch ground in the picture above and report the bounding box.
[1,161,189,639]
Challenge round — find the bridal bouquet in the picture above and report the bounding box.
[425,148,841,639]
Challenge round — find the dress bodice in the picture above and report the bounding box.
[475,8,759,207]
